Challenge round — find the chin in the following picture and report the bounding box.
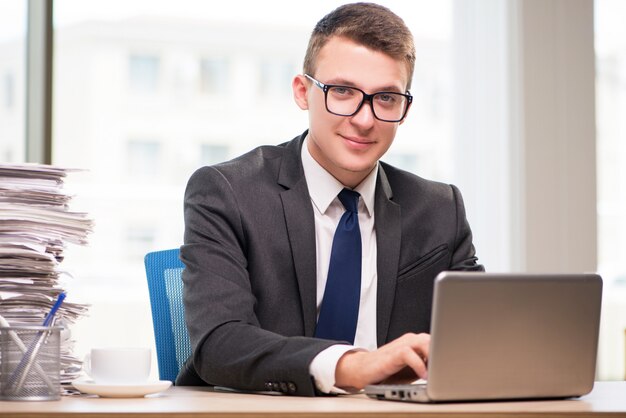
[341,152,381,170]
[338,161,377,176]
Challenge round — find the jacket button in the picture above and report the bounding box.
[280,382,288,393]
[264,382,273,390]
[287,382,297,394]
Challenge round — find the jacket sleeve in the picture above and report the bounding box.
[179,166,335,396]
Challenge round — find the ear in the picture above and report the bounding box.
[292,75,309,110]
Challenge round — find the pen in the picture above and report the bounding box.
[43,293,66,327]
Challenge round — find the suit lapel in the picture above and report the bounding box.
[278,135,318,337]
[375,166,401,346]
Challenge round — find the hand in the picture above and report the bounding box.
[334,333,430,390]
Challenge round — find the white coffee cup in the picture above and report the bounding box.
[84,348,151,384]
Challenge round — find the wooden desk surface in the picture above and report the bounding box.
[1,381,625,418]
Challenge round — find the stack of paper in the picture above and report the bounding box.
[0,163,93,383]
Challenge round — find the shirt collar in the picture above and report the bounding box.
[301,135,377,217]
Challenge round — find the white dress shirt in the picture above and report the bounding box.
[301,137,379,393]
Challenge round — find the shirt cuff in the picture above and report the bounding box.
[309,344,363,394]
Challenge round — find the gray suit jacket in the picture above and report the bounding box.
[177,131,483,396]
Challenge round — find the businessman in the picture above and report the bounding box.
[177,2,483,396]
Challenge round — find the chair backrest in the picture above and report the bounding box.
[144,248,191,383]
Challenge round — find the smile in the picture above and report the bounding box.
[341,135,375,149]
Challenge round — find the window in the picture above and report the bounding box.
[129,54,160,93]
[3,72,14,108]
[52,0,453,370]
[595,0,626,381]
[127,140,161,180]
[259,59,295,98]
[126,225,157,259]
[383,153,419,174]
[0,1,26,162]
[200,143,229,166]
[199,58,228,95]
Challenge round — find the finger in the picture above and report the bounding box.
[399,345,428,380]
[397,333,430,369]
[416,334,430,365]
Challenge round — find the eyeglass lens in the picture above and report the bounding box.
[326,86,408,121]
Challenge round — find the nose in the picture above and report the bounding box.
[350,97,376,129]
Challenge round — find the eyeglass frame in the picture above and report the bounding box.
[304,74,413,123]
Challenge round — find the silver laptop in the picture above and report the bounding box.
[365,271,602,403]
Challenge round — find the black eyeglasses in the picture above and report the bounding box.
[304,74,412,123]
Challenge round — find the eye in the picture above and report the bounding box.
[329,86,355,97]
[376,93,397,104]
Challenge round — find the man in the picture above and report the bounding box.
[177,2,483,396]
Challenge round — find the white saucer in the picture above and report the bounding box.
[71,378,172,398]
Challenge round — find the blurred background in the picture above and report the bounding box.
[0,0,624,381]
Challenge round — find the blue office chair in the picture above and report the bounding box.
[144,248,192,383]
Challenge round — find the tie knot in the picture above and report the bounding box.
[338,188,360,213]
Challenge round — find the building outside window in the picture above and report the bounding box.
[127,139,161,180]
[383,152,420,175]
[129,54,160,93]
[258,59,296,99]
[126,225,157,259]
[199,58,229,96]
[51,2,454,371]
[200,143,229,166]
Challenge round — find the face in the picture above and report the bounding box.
[293,36,410,188]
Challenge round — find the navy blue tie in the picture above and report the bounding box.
[314,188,362,344]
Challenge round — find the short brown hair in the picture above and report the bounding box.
[303,2,416,89]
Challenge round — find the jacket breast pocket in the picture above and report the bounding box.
[387,245,451,340]
[397,244,449,283]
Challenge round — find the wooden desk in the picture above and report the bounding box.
[1,381,625,418]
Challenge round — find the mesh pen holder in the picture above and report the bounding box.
[0,326,62,401]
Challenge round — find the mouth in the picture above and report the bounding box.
[341,134,375,149]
